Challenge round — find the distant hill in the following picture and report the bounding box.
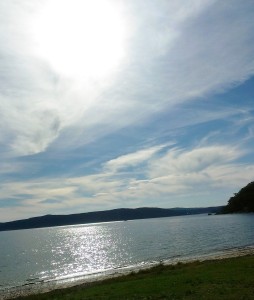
[221,181,254,213]
[0,206,223,232]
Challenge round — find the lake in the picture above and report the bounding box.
[0,213,254,297]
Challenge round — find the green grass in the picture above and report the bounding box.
[15,255,254,300]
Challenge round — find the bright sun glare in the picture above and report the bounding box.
[32,0,127,81]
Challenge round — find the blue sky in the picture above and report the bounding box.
[1,0,254,222]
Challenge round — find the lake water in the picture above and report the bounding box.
[0,213,254,296]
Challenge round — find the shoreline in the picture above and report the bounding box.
[2,245,254,300]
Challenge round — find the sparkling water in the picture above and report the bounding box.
[0,213,253,292]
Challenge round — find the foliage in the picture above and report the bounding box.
[222,181,254,213]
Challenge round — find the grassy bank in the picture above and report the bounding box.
[15,255,254,300]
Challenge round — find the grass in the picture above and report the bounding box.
[14,255,254,300]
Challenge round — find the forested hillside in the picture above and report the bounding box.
[222,181,254,213]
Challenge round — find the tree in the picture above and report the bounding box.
[222,181,254,213]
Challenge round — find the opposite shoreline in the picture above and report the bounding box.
[2,245,254,300]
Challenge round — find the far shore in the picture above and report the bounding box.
[2,245,254,300]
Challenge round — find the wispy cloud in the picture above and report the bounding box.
[104,144,169,172]
[1,139,253,222]
[1,0,254,221]
[147,146,244,177]
[1,0,254,157]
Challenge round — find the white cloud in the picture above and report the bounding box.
[97,143,253,206]
[1,141,254,222]
[1,0,254,221]
[104,144,168,172]
[1,0,254,156]
[147,146,244,177]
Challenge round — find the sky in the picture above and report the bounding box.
[1,0,254,222]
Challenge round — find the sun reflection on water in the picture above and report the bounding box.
[1,215,254,290]
[39,223,132,281]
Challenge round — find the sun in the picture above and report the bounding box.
[32,0,127,81]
